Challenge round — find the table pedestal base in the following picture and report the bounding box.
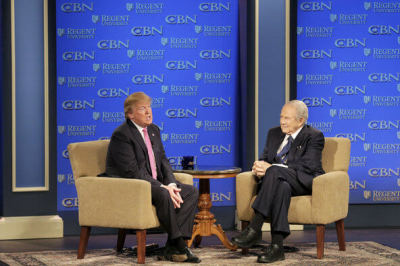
[187,179,237,250]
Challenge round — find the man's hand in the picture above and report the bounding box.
[161,184,184,208]
[252,160,272,178]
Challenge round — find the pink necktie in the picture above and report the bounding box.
[142,128,157,180]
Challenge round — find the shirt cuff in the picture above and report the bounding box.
[168,183,177,187]
[272,163,288,168]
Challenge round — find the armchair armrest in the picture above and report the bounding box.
[236,171,259,221]
[311,171,350,224]
[173,173,193,185]
[75,177,159,229]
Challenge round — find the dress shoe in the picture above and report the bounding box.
[231,227,262,248]
[183,247,201,263]
[162,244,187,262]
[257,244,285,263]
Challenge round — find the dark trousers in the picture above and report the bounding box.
[252,166,310,236]
[151,183,198,240]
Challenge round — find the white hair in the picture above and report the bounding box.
[285,100,308,124]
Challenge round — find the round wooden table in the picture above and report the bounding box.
[174,166,241,250]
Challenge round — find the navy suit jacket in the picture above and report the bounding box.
[105,119,177,186]
[259,125,325,190]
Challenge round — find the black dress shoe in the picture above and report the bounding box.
[162,244,187,262]
[257,244,285,263]
[183,247,201,263]
[231,227,262,248]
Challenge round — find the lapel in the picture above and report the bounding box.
[126,119,148,156]
[287,125,308,161]
[271,129,286,160]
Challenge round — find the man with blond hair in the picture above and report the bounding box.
[105,92,200,263]
[232,100,325,263]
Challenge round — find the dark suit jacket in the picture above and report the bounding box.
[259,125,325,190]
[105,119,177,186]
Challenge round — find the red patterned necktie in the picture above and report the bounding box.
[142,128,157,179]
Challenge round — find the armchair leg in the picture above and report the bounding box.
[316,225,325,259]
[117,229,127,252]
[136,230,147,264]
[241,221,249,255]
[77,226,91,259]
[335,219,346,251]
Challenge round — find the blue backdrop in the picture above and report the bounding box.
[56,0,239,211]
[297,0,400,203]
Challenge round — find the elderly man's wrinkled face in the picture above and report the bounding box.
[280,104,304,135]
[127,100,153,127]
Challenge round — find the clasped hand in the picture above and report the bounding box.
[252,160,271,178]
[161,184,184,208]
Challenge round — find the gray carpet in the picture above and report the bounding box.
[0,241,399,265]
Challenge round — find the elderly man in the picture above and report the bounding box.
[232,100,325,263]
[105,92,200,263]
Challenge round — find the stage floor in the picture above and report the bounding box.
[0,228,399,253]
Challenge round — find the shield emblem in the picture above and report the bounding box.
[364,2,371,10]
[363,96,371,104]
[363,143,371,151]
[161,37,168,46]
[57,28,65,37]
[330,14,337,23]
[195,73,202,81]
[161,133,169,141]
[67,174,75,184]
[127,49,135,58]
[297,27,303,35]
[92,15,99,23]
[397,178,400,187]
[93,64,100,72]
[195,25,202,34]
[195,120,203,129]
[329,109,337,117]
[126,3,133,11]
[397,131,400,139]
[363,190,371,199]
[330,61,337,70]
[58,125,66,134]
[57,174,66,183]
[93,112,100,121]
[364,48,371,56]
[58,76,65,85]
[297,74,303,82]
[161,85,169,93]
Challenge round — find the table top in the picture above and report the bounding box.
[173,165,242,175]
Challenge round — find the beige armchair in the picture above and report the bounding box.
[67,140,193,264]
[236,137,350,258]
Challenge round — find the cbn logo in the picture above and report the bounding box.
[166,60,197,70]
[334,38,366,48]
[368,168,400,177]
[199,2,230,12]
[368,73,400,82]
[165,108,197,118]
[62,198,79,208]
[165,15,197,24]
[349,180,366,190]
[97,40,129,49]
[62,51,94,61]
[335,133,366,142]
[132,74,164,84]
[334,85,366,95]
[300,49,332,59]
[368,120,400,130]
[62,100,95,110]
[131,26,163,36]
[62,149,69,159]
[300,1,332,11]
[368,25,400,35]
[200,97,231,106]
[98,88,130,98]
[301,97,332,107]
[61,2,93,12]
[200,50,231,59]
[200,144,231,154]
